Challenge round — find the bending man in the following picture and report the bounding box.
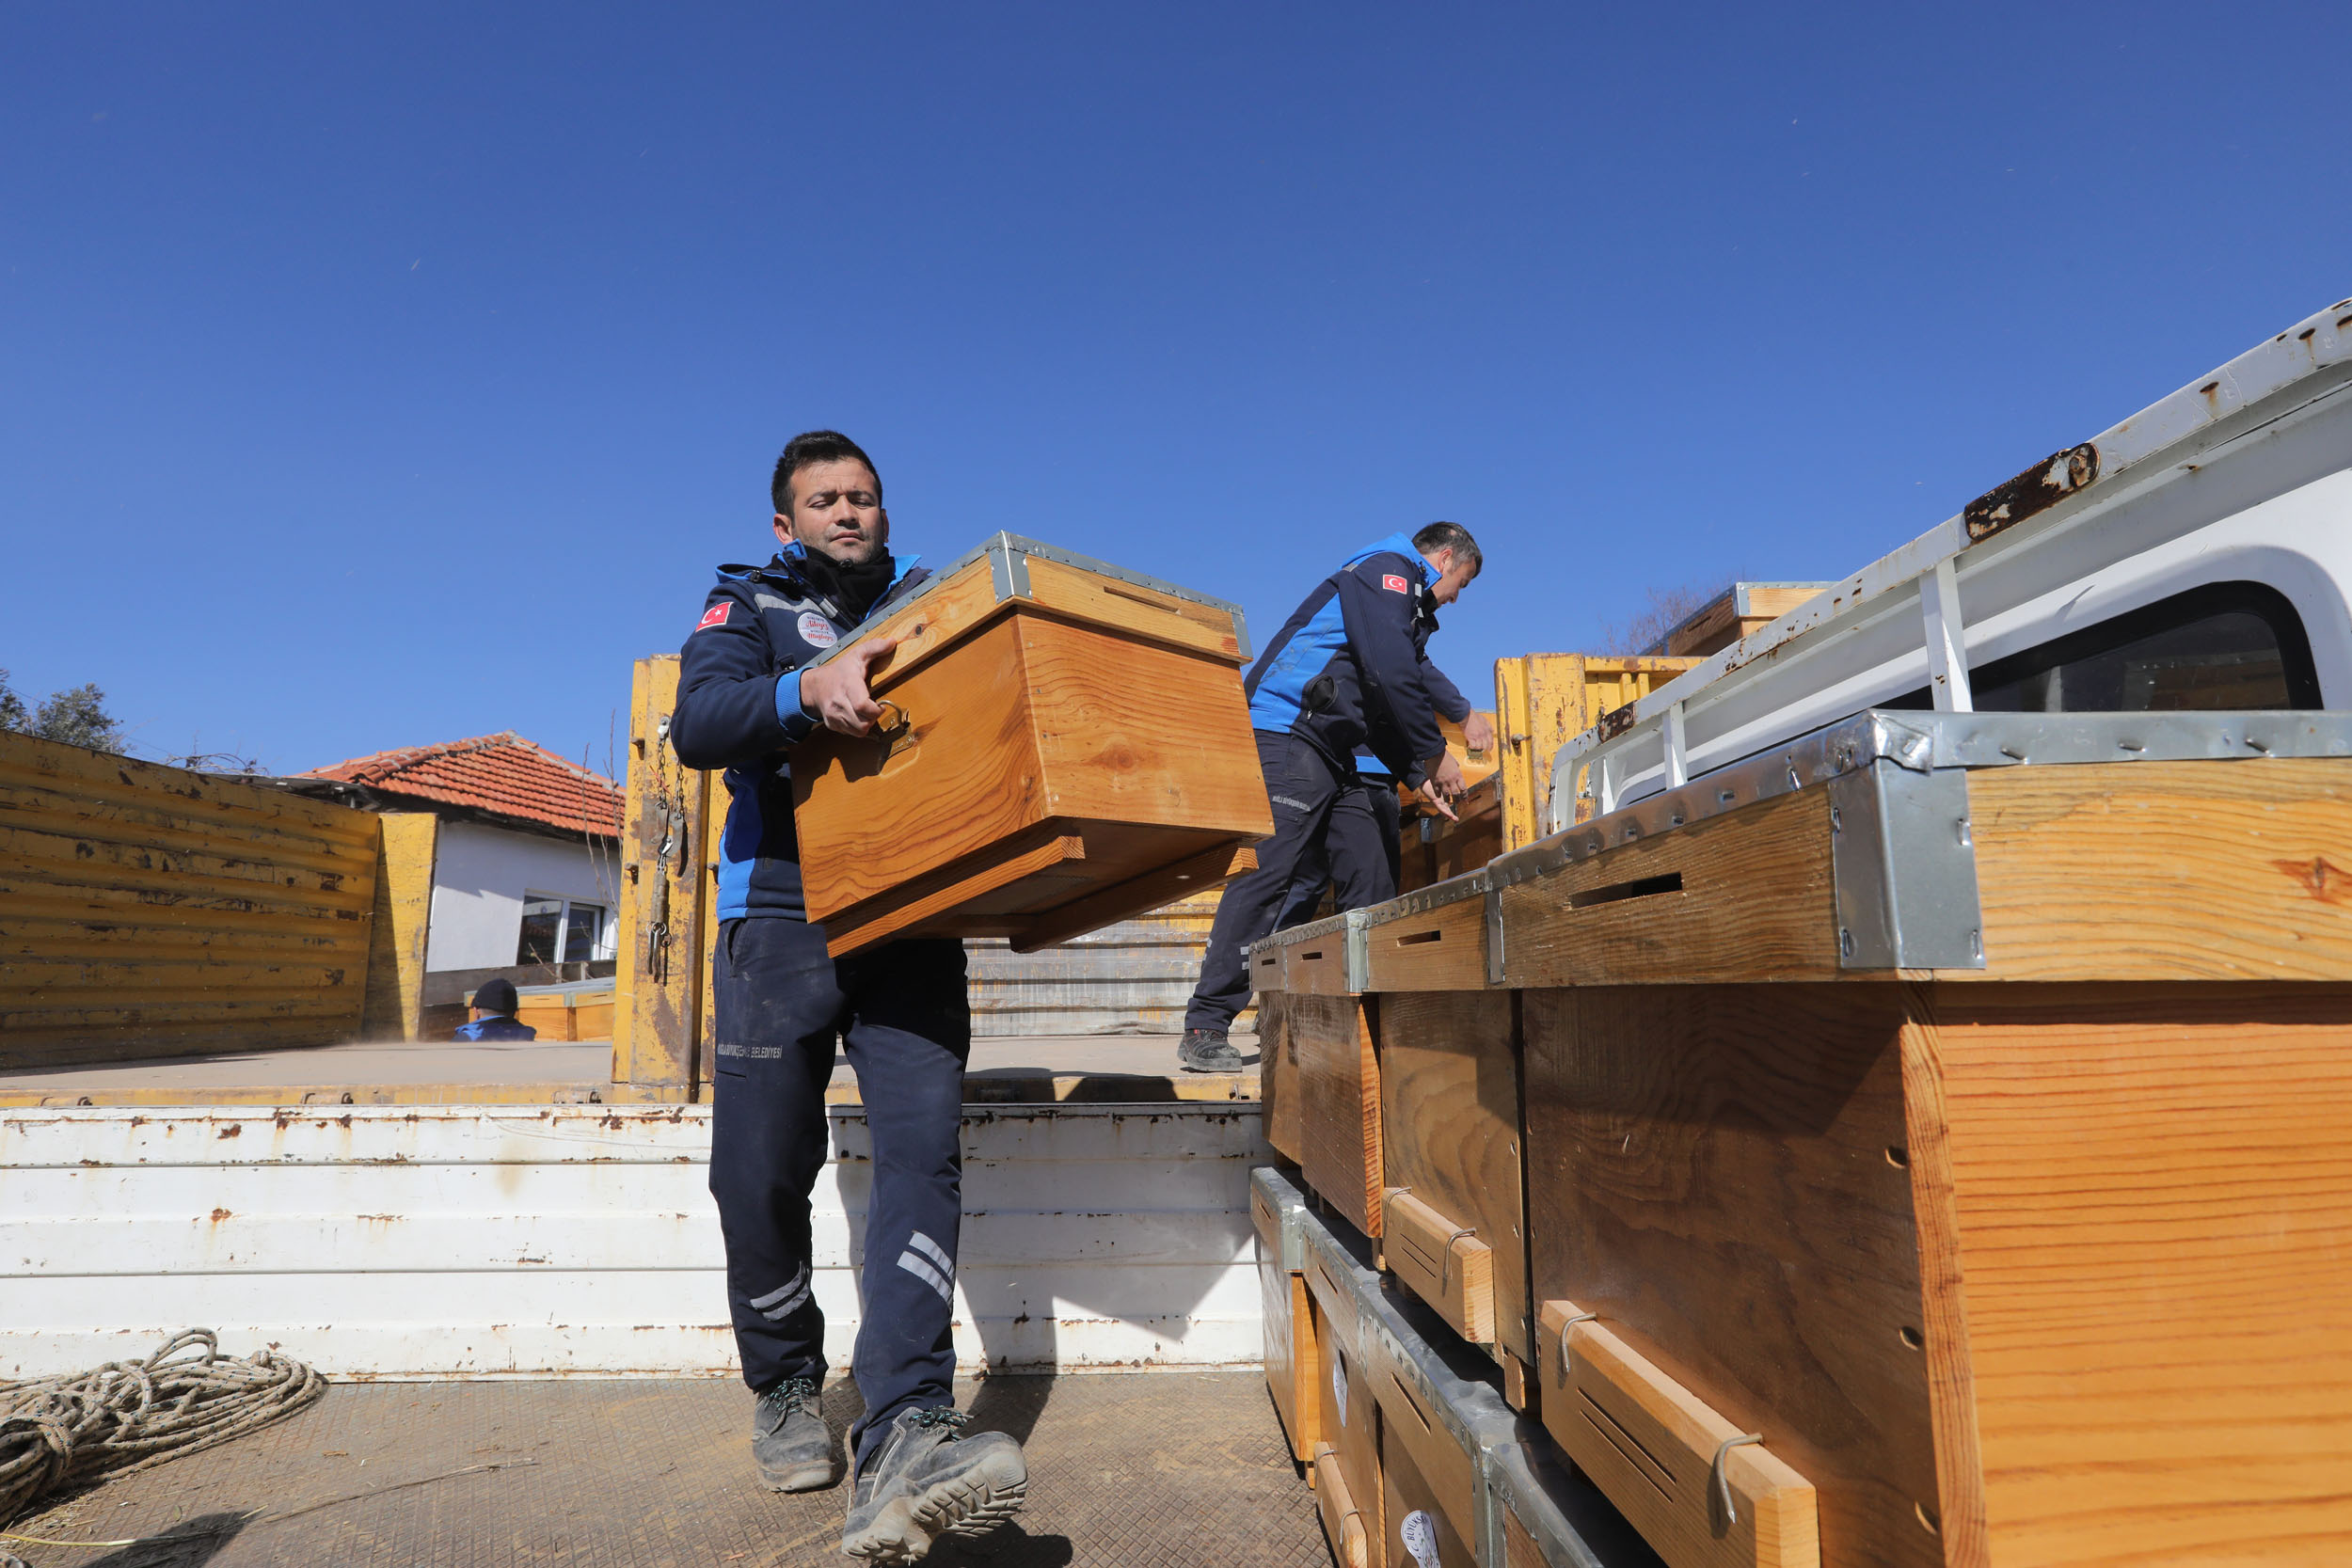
[1179,521,1483,1071]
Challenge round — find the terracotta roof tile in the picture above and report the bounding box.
[298,732,623,840]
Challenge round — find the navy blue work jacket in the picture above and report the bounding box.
[1245,533,1451,784]
[668,546,930,921]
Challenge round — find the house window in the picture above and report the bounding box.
[1895,581,2321,714]
[517,896,610,966]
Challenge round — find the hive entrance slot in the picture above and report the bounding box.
[1395,929,1443,946]
[1578,1387,1676,1499]
[1567,872,1683,910]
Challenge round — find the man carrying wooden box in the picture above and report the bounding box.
[1179,523,1482,1071]
[671,431,1025,1562]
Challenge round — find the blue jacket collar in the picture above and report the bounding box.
[1343,531,1429,580]
[717,544,923,594]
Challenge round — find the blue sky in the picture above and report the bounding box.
[3,3,2344,776]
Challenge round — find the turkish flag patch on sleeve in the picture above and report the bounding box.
[1382,574,1409,594]
[696,602,731,631]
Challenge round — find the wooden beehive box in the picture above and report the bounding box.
[1487,1437,1669,1568]
[790,534,1273,957]
[1358,875,1534,1386]
[1360,1254,1524,1568]
[1306,1220,1388,1568]
[1254,1165,1321,1465]
[1497,709,2352,1568]
[1259,911,1385,1237]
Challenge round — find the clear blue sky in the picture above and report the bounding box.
[4,3,2344,776]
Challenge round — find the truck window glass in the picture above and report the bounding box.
[1891,581,2321,713]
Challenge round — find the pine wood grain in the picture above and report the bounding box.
[795,616,1045,921]
[1285,929,1359,996]
[1252,938,1287,995]
[1383,1188,1497,1347]
[842,560,1009,693]
[817,830,1088,957]
[1290,1270,1323,1461]
[1023,618,1269,832]
[1315,1443,1375,1568]
[1259,991,1305,1164]
[794,591,1268,952]
[1497,790,1839,988]
[1501,1348,1535,1416]
[1913,982,2352,1564]
[1009,840,1257,953]
[1295,993,1384,1236]
[1363,894,1488,991]
[1369,1327,1484,1551]
[1021,556,1248,665]
[1379,1407,1479,1567]
[1963,759,2352,982]
[840,546,1251,694]
[1310,1271,1386,1557]
[1375,989,1530,1362]
[1258,1184,1319,1463]
[1536,1300,1820,1568]
[1503,1507,1544,1568]
[1520,984,1942,1568]
[1894,998,1988,1568]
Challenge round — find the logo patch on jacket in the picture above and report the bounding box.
[1382,574,1409,594]
[696,603,731,630]
[797,612,838,648]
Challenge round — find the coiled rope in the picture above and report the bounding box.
[0,1329,326,1524]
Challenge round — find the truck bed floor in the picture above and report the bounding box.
[9,1371,1328,1567]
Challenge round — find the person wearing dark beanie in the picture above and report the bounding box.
[454,977,536,1041]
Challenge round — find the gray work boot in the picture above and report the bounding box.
[754,1376,840,1492]
[1179,1028,1245,1073]
[840,1406,1027,1562]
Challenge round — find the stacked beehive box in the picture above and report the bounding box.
[1254,705,2352,1568]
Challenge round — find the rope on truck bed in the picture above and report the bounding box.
[0,1329,326,1525]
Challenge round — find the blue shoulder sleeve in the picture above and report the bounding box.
[1334,556,1447,773]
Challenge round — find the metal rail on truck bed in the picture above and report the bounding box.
[1556,296,2352,827]
[1500,706,2352,975]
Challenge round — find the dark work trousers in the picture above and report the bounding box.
[707,914,971,1474]
[1184,731,1397,1035]
[1273,773,1403,930]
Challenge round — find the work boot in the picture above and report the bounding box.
[839,1406,1027,1562]
[753,1376,840,1492]
[1179,1028,1245,1073]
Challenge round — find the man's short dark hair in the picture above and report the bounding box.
[771,430,882,514]
[1414,520,1482,575]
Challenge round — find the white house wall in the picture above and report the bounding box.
[0,1102,1270,1379]
[425,820,620,972]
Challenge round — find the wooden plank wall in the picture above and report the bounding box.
[0,732,382,1069]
